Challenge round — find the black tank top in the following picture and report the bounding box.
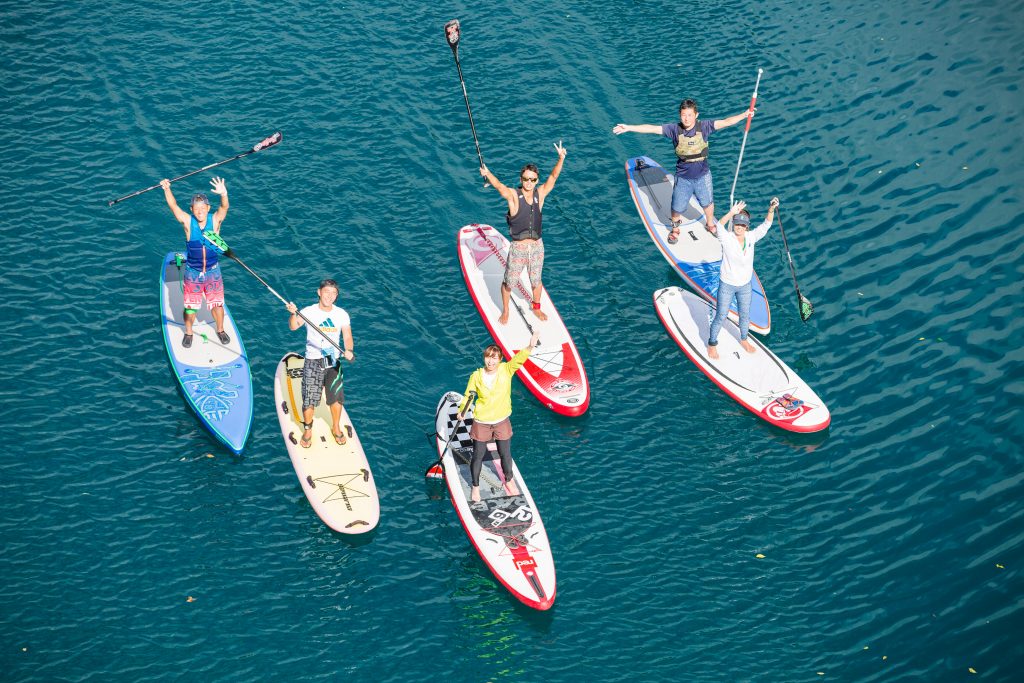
[507,188,542,241]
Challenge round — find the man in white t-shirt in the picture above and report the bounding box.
[285,279,355,448]
[708,197,779,359]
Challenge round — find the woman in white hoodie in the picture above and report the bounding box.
[707,197,779,359]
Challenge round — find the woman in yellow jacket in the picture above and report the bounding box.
[457,329,540,502]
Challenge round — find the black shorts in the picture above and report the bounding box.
[301,357,345,409]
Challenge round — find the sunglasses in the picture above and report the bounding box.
[521,176,538,182]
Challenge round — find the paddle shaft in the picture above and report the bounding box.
[225,250,348,357]
[728,69,763,211]
[108,132,282,206]
[426,392,477,476]
[775,209,808,308]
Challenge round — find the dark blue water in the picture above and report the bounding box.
[2,1,1022,681]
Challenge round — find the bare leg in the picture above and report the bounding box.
[531,282,547,321]
[301,406,314,447]
[211,305,225,333]
[708,345,720,360]
[740,339,757,354]
[329,402,346,443]
[184,311,196,335]
[704,203,717,232]
[499,283,511,325]
[471,486,481,502]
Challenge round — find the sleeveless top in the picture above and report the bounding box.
[506,188,542,241]
[184,215,219,271]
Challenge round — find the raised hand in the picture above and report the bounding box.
[769,196,780,209]
[210,176,227,196]
[553,140,567,158]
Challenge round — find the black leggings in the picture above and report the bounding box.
[471,439,512,487]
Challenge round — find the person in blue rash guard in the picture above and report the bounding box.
[160,176,230,348]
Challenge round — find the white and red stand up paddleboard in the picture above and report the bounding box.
[457,223,589,416]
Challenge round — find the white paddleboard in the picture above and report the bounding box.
[653,287,830,432]
[273,353,379,533]
[625,156,771,334]
[457,223,590,416]
[433,391,556,610]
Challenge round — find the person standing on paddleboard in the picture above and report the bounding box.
[613,99,752,244]
[160,177,230,348]
[285,279,355,448]
[707,197,779,360]
[457,329,540,503]
[479,141,567,325]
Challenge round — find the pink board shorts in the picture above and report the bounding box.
[183,264,225,309]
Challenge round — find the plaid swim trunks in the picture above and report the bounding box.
[183,264,225,309]
[503,239,544,289]
[301,357,344,410]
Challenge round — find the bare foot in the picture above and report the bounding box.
[740,339,756,354]
[470,486,481,502]
[532,308,548,321]
[708,345,719,360]
[505,480,520,496]
[499,309,510,325]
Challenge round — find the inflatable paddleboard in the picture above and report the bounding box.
[433,391,556,610]
[457,223,589,416]
[274,353,379,533]
[159,252,253,454]
[653,287,829,432]
[626,156,771,335]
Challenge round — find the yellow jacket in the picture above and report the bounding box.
[458,346,532,423]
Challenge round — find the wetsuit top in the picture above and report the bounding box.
[661,119,717,179]
[507,188,542,241]
[185,216,219,272]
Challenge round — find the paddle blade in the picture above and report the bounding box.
[252,131,282,152]
[799,294,814,322]
[444,19,461,50]
[425,463,444,479]
[202,231,230,254]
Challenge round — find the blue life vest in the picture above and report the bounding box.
[185,216,219,271]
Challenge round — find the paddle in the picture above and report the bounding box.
[425,391,477,479]
[107,131,282,206]
[727,69,763,214]
[444,19,488,186]
[775,207,814,322]
[204,236,354,357]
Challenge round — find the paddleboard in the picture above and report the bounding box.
[457,223,590,416]
[433,391,556,610]
[653,287,830,432]
[159,252,253,454]
[274,352,379,533]
[625,156,771,335]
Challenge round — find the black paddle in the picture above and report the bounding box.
[107,131,282,206]
[425,391,477,479]
[210,241,354,357]
[775,207,814,322]
[444,19,489,187]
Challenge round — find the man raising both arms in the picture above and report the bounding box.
[613,99,753,244]
[480,141,567,324]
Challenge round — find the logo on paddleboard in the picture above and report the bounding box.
[551,380,577,393]
[762,393,813,422]
[183,368,240,421]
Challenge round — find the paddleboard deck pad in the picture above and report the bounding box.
[159,252,253,454]
[457,223,589,416]
[626,156,771,335]
[433,391,556,610]
[653,287,829,432]
[274,353,379,533]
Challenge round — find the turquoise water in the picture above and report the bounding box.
[2,0,1022,680]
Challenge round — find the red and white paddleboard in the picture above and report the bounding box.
[457,224,590,417]
[433,391,556,610]
[653,287,830,433]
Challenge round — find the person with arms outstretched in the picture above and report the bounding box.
[479,141,567,324]
[613,99,752,243]
[285,279,355,448]
[161,176,230,348]
[707,198,779,359]
[457,329,540,503]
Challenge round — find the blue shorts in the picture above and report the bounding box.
[671,171,714,214]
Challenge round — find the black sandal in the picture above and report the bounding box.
[217,330,230,344]
[182,333,193,348]
[300,422,313,448]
